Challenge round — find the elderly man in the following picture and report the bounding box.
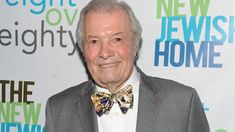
[44,0,210,132]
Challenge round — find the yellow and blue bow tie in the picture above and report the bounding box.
[91,85,133,117]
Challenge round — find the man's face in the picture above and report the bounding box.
[83,9,136,92]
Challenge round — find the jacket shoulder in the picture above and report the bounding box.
[47,81,93,106]
[142,74,196,97]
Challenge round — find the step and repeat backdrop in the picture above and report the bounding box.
[0,0,234,132]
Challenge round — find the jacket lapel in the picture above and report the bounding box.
[136,70,161,132]
[75,81,99,132]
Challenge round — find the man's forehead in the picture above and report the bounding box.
[87,32,125,38]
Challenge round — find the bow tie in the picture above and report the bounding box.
[91,85,133,117]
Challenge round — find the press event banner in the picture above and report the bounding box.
[0,0,234,132]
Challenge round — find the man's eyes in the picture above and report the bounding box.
[91,40,98,44]
[113,37,123,42]
[88,39,99,45]
[86,37,124,47]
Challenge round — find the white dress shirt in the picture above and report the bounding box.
[96,67,140,132]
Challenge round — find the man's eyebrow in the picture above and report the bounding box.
[86,32,124,39]
[112,32,125,37]
[87,35,99,38]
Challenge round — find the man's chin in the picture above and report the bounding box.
[98,78,120,86]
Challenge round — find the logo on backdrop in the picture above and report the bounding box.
[0,80,43,132]
[0,0,79,56]
[155,0,235,68]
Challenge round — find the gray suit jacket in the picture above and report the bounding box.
[44,70,210,132]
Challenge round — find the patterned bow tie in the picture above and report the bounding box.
[91,85,133,117]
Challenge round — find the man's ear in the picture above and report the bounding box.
[134,38,142,62]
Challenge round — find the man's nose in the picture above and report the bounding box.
[98,42,115,59]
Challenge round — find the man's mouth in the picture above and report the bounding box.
[98,62,120,68]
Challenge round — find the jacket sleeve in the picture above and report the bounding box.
[188,89,210,132]
[44,99,55,132]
